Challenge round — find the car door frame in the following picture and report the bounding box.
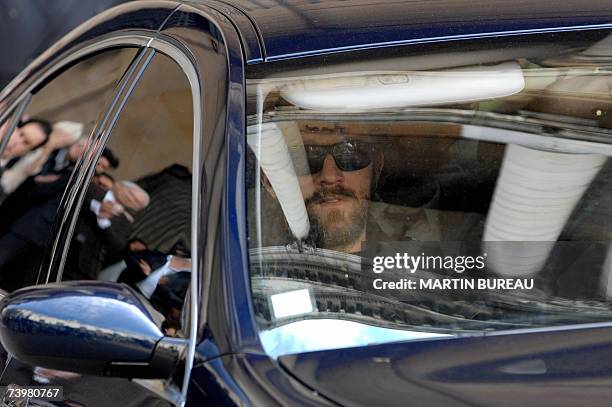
[41,37,207,405]
[0,3,211,406]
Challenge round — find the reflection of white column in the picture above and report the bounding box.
[247,122,310,240]
[484,144,606,277]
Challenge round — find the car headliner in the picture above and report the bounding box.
[200,0,612,62]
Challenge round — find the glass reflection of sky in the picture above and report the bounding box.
[260,319,452,359]
[25,296,160,337]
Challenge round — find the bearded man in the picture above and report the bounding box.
[295,123,384,253]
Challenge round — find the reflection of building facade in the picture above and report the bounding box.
[250,246,612,333]
[250,247,512,333]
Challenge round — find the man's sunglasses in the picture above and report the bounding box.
[295,139,375,174]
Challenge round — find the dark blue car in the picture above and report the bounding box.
[0,1,611,405]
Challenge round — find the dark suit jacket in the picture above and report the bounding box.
[118,250,167,288]
[63,184,129,280]
[7,169,73,247]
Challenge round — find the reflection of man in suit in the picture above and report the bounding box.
[64,181,150,281]
[0,169,71,290]
[0,121,82,289]
[92,172,114,192]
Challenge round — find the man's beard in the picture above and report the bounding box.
[305,185,369,251]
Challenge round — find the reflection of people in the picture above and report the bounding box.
[0,119,52,200]
[97,147,119,174]
[0,119,52,167]
[117,238,166,288]
[136,254,191,299]
[42,137,118,176]
[137,248,191,334]
[93,172,114,191]
[90,181,150,229]
[272,125,383,253]
[0,121,81,202]
[64,180,151,281]
[0,121,84,289]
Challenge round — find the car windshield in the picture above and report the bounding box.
[246,31,612,358]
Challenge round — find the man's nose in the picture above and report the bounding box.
[316,153,344,185]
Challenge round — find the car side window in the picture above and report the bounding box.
[60,52,194,337]
[0,48,138,292]
[246,33,612,357]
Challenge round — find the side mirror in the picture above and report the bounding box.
[0,281,184,378]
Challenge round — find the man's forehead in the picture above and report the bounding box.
[21,123,43,137]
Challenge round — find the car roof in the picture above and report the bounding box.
[202,0,612,62]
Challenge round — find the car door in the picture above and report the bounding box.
[2,3,218,405]
[0,45,202,406]
[237,27,612,406]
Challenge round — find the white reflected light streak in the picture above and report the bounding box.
[260,318,451,359]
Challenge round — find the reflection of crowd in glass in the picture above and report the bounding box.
[0,117,87,286]
[113,238,191,335]
[0,116,191,334]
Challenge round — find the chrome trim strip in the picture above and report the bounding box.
[48,48,157,283]
[267,23,612,61]
[0,94,31,160]
[0,34,152,165]
[42,35,204,406]
[147,36,202,407]
[0,33,152,104]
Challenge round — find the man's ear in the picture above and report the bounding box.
[261,170,277,199]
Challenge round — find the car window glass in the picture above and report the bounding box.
[0,48,138,291]
[0,104,24,158]
[246,32,612,357]
[60,52,194,338]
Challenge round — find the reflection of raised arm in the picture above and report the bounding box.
[0,121,82,194]
[89,181,149,230]
[35,121,83,172]
[169,255,192,271]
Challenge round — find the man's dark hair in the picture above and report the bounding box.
[98,172,115,183]
[18,118,52,148]
[170,240,191,258]
[128,237,147,248]
[102,147,120,169]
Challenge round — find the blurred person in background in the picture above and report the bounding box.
[0,118,51,168]
[0,120,80,203]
